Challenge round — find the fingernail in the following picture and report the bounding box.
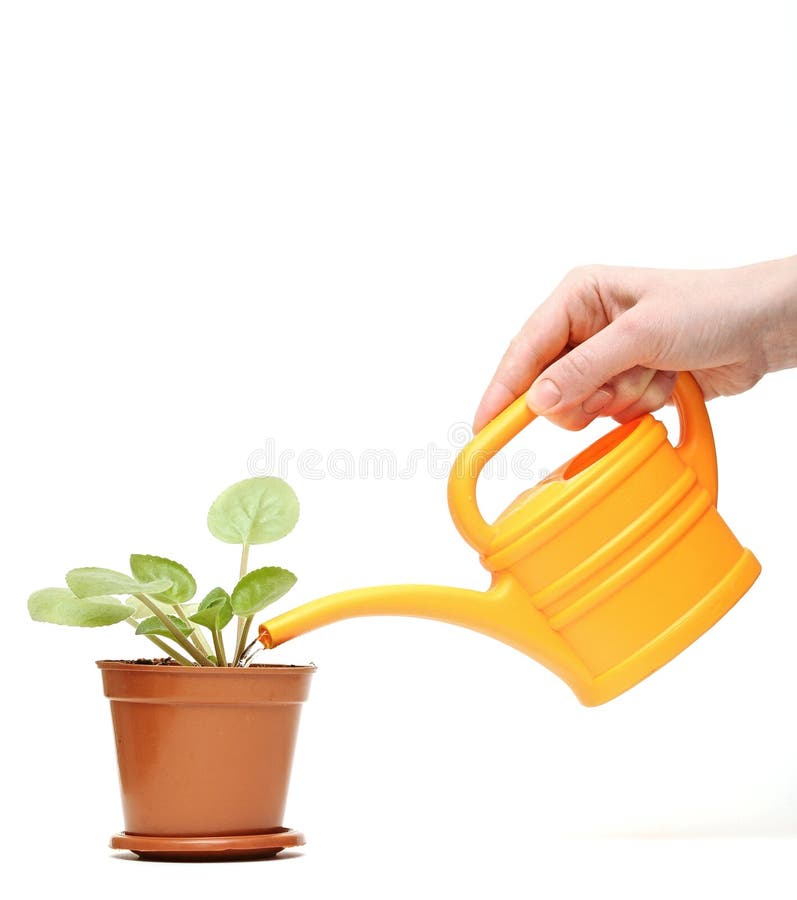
[582,388,614,415]
[528,379,561,412]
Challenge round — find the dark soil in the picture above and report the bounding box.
[125,657,179,666]
[115,658,312,668]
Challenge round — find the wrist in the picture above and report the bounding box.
[749,256,797,374]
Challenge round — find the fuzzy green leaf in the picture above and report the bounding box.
[66,567,172,599]
[207,477,299,545]
[135,615,194,639]
[189,587,233,630]
[129,555,196,605]
[230,566,297,617]
[28,588,135,627]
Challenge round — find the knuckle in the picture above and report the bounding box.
[561,268,588,297]
[615,311,656,355]
[562,343,597,384]
[646,390,669,413]
[564,265,588,283]
[615,310,643,338]
[566,263,602,282]
[562,265,606,314]
[507,331,525,353]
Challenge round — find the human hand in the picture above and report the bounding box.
[474,256,797,432]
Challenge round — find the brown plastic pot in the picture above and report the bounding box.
[97,660,315,861]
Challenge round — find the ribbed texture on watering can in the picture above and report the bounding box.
[483,417,661,560]
[480,420,754,679]
[482,417,669,580]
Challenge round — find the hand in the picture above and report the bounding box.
[474,257,797,432]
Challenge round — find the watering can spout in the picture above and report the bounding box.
[257,583,491,649]
[257,574,596,700]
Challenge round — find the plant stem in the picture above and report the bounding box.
[234,543,251,665]
[134,594,213,666]
[174,603,213,656]
[125,619,194,667]
[211,627,228,667]
[239,543,250,580]
[233,615,254,666]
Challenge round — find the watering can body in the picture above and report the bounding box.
[258,373,760,706]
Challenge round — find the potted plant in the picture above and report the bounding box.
[28,476,316,861]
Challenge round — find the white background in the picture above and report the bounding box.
[2,1,796,897]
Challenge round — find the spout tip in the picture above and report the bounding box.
[257,623,274,650]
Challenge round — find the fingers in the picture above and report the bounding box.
[474,378,526,436]
[528,366,677,431]
[473,273,600,432]
[473,303,570,432]
[526,312,653,429]
[599,366,657,416]
[543,365,654,430]
[473,267,660,432]
[612,369,678,422]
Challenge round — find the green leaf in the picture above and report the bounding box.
[28,588,135,628]
[230,566,297,617]
[66,567,172,599]
[189,587,233,630]
[135,615,194,639]
[207,477,299,545]
[129,555,196,605]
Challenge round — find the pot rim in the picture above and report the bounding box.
[96,659,317,674]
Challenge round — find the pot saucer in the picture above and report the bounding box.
[110,827,304,861]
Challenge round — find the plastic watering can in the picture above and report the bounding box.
[255,373,760,705]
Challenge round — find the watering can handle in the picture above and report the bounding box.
[670,371,718,506]
[448,371,718,554]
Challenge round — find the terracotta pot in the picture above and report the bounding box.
[97,660,316,861]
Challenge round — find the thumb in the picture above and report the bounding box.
[526,315,646,414]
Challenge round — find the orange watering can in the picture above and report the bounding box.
[254,373,760,705]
